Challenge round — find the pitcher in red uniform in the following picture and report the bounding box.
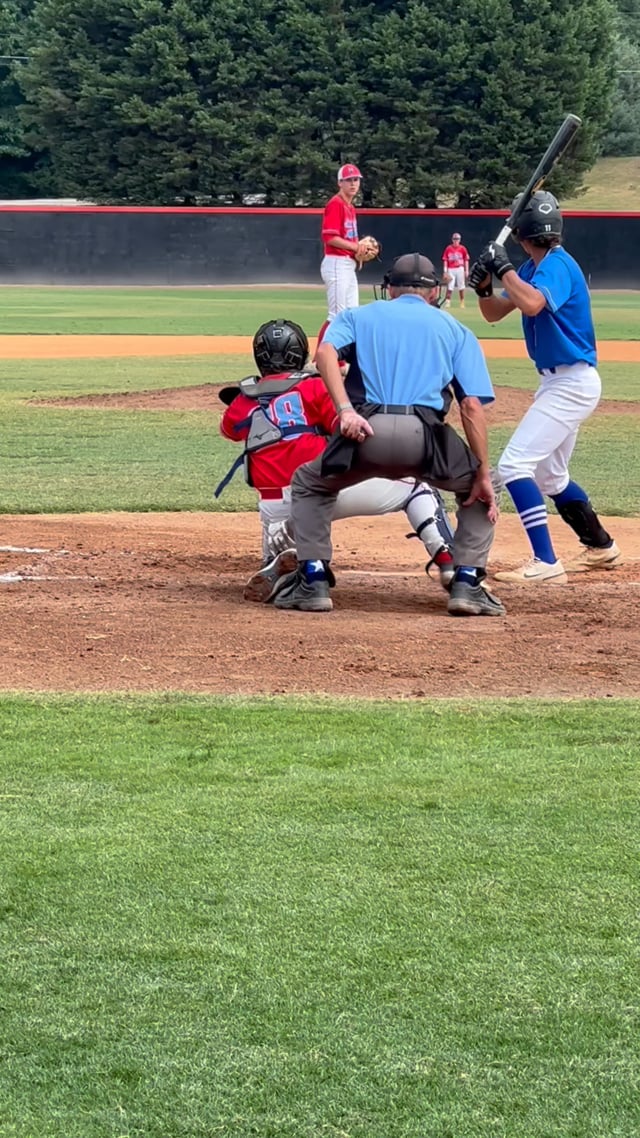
[319,164,367,337]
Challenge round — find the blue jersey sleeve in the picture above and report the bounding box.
[322,310,357,351]
[450,325,495,404]
[531,253,573,313]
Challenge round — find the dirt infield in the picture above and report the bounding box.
[0,512,638,699]
[36,384,640,424]
[2,334,640,361]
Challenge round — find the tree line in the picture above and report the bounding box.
[0,0,630,206]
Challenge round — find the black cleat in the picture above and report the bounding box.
[447,579,506,617]
[272,571,333,612]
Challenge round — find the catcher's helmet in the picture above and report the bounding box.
[511,190,563,241]
[383,252,442,290]
[252,319,309,376]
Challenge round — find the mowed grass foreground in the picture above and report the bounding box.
[1,696,639,1138]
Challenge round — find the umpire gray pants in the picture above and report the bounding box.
[290,412,499,568]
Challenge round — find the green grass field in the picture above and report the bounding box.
[1,285,640,339]
[0,302,633,512]
[1,287,639,1137]
[1,696,639,1138]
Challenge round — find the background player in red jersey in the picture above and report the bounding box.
[218,319,456,601]
[317,164,377,347]
[442,232,470,309]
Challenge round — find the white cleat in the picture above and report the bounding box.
[493,557,568,585]
[565,541,622,573]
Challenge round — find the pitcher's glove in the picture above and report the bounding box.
[355,235,381,267]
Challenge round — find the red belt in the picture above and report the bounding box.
[260,488,286,500]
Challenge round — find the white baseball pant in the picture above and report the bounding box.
[321,254,359,320]
[259,478,450,563]
[498,363,601,495]
[445,266,466,292]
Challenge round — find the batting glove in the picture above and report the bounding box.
[468,260,493,297]
[477,242,515,280]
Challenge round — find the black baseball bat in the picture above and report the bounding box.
[495,114,582,244]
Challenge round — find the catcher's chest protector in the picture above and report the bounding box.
[215,374,322,497]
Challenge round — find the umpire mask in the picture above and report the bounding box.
[378,253,444,306]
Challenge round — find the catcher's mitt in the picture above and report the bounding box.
[355,235,381,267]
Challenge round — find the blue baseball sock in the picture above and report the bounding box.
[302,559,327,583]
[505,477,557,563]
[551,480,588,507]
[454,566,478,585]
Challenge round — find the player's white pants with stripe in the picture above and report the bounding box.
[321,255,359,321]
[259,478,449,563]
[498,364,601,496]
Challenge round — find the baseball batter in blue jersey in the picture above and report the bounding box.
[469,191,621,584]
[269,252,506,617]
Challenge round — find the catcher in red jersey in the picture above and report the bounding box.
[442,232,470,309]
[217,318,455,602]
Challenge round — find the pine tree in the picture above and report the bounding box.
[17,0,616,204]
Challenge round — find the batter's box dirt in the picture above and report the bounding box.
[0,511,638,700]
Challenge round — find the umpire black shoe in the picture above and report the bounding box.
[447,579,506,617]
[272,570,333,612]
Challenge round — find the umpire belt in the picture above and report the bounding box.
[375,403,419,415]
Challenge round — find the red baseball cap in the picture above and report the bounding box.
[338,164,362,181]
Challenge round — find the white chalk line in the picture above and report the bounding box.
[0,572,93,583]
[0,545,50,553]
[0,548,71,581]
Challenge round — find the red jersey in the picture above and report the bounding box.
[220,373,338,494]
[321,193,358,257]
[442,244,469,270]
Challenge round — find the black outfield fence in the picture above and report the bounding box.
[0,206,638,288]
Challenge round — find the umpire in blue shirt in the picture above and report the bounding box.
[272,252,506,617]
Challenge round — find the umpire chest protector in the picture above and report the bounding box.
[215,373,324,498]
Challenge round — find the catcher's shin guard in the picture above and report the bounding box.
[405,484,455,548]
[433,489,455,546]
[404,485,455,590]
[555,498,612,548]
[266,518,296,560]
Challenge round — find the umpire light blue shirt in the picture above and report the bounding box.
[323,295,494,411]
[517,246,597,370]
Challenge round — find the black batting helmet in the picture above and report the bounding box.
[252,319,309,376]
[511,190,563,241]
[383,252,442,290]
